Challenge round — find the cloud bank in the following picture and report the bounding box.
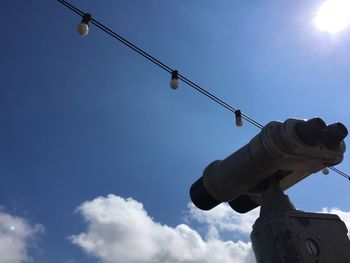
[70,195,256,263]
[0,210,43,263]
[186,202,258,237]
[70,194,350,263]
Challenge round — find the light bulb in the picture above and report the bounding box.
[235,110,243,127]
[170,79,179,90]
[77,23,89,36]
[77,13,91,37]
[322,167,329,175]
[170,70,179,90]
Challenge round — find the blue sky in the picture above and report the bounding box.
[1,0,350,262]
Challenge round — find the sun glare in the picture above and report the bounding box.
[315,0,350,33]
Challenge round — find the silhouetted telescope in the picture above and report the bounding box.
[190,118,348,213]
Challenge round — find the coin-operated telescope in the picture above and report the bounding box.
[190,118,348,213]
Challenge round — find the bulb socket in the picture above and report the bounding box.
[171,70,178,80]
[81,13,92,24]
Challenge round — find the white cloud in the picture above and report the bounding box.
[0,210,43,263]
[70,194,350,263]
[70,195,256,263]
[186,202,259,237]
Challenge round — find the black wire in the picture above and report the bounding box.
[329,167,350,180]
[91,18,263,128]
[178,74,264,128]
[56,0,349,180]
[56,0,264,129]
[90,19,173,73]
[57,0,84,16]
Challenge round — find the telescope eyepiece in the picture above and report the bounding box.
[295,118,326,146]
[296,118,348,149]
[321,122,348,150]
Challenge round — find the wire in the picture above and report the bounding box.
[329,167,350,180]
[91,19,174,74]
[57,0,263,129]
[177,74,264,129]
[57,0,84,16]
[56,0,349,180]
[92,15,263,128]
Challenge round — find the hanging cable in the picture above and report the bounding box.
[329,167,350,180]
[56,0,349,181]
[56,0,263,129]
[57,0,84,16]
[92,13,263,128]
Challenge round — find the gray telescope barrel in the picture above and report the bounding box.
[190,118,347,212]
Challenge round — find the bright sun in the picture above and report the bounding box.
[315,0,350,33]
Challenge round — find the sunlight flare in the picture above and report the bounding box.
[315,0,350,33]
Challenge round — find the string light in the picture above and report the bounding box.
[322,167,330,175]
[56,0,350,182]
[170,70,179,90]
[235,110,243,127]
[77,13,91,36]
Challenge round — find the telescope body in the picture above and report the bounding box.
[190,118,347,213]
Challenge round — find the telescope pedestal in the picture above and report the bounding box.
[250,179,350,263]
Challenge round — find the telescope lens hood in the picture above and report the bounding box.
[190,176,221,210]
